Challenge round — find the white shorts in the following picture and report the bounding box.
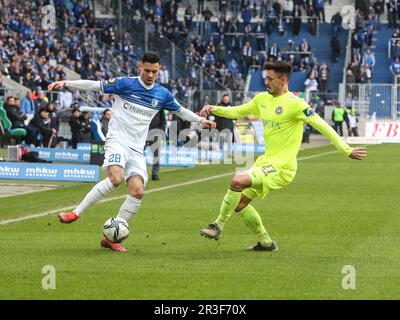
[102,140,148,185]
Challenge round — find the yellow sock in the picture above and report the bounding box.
[214,188,241,230]
[237,205,272,246]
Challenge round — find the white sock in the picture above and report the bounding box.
[75,177,115,216]
[117,195,142,222]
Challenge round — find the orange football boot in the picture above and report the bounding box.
[58,211,80,224]
[100,236,128,252]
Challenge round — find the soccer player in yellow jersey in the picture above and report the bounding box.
[199,61,367,251]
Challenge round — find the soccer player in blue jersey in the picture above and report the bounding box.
[48,52,216,252]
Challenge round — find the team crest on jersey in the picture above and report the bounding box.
[275,106,283,115]
[105,78,116,86]
[152,99,159,108]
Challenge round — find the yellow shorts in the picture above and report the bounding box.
[242,162,296,200]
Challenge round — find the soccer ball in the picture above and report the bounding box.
[103,217,130,243]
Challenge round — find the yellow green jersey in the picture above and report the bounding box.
[212,91,353,171]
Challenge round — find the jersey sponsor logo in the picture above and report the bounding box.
[123,102,154,118]
[263,119,280,129]
[275,106,283,115]
[152,98,159,108]
[303,107,316,118]
[105,78,116,85]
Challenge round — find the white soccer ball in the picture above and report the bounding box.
[103,217,130,243]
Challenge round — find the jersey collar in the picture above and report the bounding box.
[138,77,155,90]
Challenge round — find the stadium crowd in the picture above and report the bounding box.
[0,0,394,148]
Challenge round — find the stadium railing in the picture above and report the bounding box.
[340,83,399,119]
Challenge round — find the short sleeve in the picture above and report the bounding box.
[100,77,129,95]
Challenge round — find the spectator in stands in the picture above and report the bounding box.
[68,107,84,149]
[242,5,253,26]
[47,101,60,133]
[296,57,309,72]
[241,41,253,78]
[300,38,311,63]
[231,0,241,14]
[216,40,227,63]
[304,74,318,102]
[184,4,194,29]
[314,0,326,23]
[228,57,240,75]
[22,72,35,90]
[234,73,245,91]
[34,90,48,113]
[277,13,285,36]
[345,92,355,111]
[80,111,92,143]
[3,96,15,112]
[286,39,297,53]
[387,0,397,29]
[158,64,170,88]
[390,56,400,81]
[357,0,371,18]
[316,101,325,119]
[4,96,36,145]
[255,22,266,51]
[373,0,384,28]
[202,6,213,39]
[318,63,330,93]
[213,93,234,156]
[264,7,276,36]
[347,110,359,137]
[292,8,302,36]
[29,108,56,147]
[330,35,341,64]
[268,42,280,62]
[362,63,372,83]
[331,11,342,36]
[100,109,111,137]
[20,90,35,115]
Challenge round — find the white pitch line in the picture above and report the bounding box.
[0,149,339,225]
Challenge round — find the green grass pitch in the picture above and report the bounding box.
[0,144,399,299]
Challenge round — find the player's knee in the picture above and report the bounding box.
[230,175,248,190]
[129,188,144,199]
[109,175,123,187]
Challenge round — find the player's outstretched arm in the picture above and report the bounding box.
[176,107,216,129]
[200,98,258,120]
[48,80,101,92]
[308,114,367,160]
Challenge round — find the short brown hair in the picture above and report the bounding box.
[264,61,292,78]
